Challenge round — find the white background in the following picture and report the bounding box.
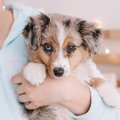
[7,0,120,29]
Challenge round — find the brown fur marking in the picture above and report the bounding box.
[89,78,104,88]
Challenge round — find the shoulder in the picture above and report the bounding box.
[4,2,46,46]
[6,2,46,21]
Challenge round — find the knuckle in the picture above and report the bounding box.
[28,95,38,106]
[18,96,22,101]
[25,103,31,110]
[24,82,31,90]
[32,102,39,108]
[27,93,34,101]
[16,87,19,93]
[11,76,16,82]
[25,86,31,94]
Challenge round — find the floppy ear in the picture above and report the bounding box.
[77,20,102,54]
[23,14,50,51]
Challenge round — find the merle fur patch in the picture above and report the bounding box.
[63,19,71,28]
[23,14,50,51]
[77,20,102,54]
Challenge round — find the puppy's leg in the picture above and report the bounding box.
[27,105,71,120]
[23,62,46,85]
[90,78,120,108]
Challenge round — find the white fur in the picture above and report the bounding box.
[71,59,120,108]
[57,22,66,47]
[72,59,105,83]
[52,23,71,77]
[97,82,120,108]
[52,50,71,77]
[23,62,46,85]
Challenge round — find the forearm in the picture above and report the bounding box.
[68,87,120,120]
[13,75,120,120]
[60,81,91,115]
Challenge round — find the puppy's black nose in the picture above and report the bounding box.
[53,67,64,77]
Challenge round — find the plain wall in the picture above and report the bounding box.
[8,0,120,29]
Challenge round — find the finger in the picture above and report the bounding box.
[12,74,24,84]
[18,94,29,103]
[25,102,39,110]
[16,85,25,95]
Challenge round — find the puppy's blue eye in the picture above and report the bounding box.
[43,43,53,53]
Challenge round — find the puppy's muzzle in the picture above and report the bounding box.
[53,67,64,77]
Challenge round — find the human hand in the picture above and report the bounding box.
[12,74,91,115]
[12,74,66,109]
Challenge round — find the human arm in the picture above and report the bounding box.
[12,74,120,120]
[69,87,120,120]
[12,74,91,115]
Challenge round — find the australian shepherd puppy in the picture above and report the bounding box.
[22,13,120,120]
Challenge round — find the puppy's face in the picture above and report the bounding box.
[23,14,101,78]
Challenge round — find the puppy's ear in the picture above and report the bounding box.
[77,20,102,54]
[23,14,50,51]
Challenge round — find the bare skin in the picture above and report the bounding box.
[12,74,91,115]
[0,0,91,115]
[0,0,13,48]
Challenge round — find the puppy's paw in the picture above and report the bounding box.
[23,62,46,86]
[97,82,120,108]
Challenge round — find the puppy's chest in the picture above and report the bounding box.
[70,61,105,84]
[71,63,92,83]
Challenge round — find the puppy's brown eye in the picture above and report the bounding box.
[43,43,53,53]
[67,44,76,54]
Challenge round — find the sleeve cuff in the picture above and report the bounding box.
[69,87,106,120]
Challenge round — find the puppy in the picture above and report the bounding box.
[22,13,120,120]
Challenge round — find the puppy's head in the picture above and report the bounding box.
[23,13,102,78]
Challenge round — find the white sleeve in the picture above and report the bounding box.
[69,87,120,120]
